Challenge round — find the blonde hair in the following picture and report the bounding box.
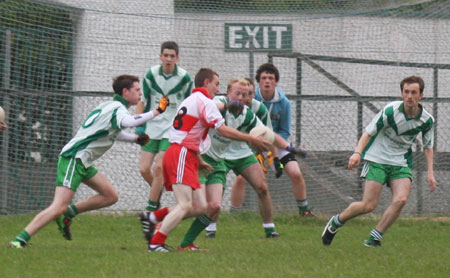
[227,78,250,92]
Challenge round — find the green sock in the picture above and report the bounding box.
[368,228,383,241]
[15,230,31,244]
[64,203,79,220]
[297,199,309,213]
[180,215,211,248]
[263,222,276,236]
[331,214,344,229]
[146,200,159,212]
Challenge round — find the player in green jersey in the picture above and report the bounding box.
[8,74,169,248]
[322,75,437,247]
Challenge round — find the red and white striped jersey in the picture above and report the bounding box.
[168,88,225,152]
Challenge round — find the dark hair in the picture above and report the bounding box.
[112,74,139,95]
[194,68,218,88]
[161,41,179,55]
[255,63,280,82]
[400,76,424,93]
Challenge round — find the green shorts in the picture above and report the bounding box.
[55,156,98,191]
[198,154,227,187]
[141,138,170,153]
[225,155,258,176]
[361,161,412,185]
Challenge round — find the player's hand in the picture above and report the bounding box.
[199,160,213,176]
[427,173,437,192]
[227,100,244,115]
[347,152,361,170]
[250,135,271,153]
[136,134,150,146]
[286,145,307,158]
[255,153,267,174]
[157,96,170,113]
[273,157,283,178]
[0,121,7,131]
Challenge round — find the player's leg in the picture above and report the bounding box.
[239,160,279,238]
[230,175,247,211]
[279,150,313,216]
[322,179,383,246]
[179,183,221,250]
[73,172,119,213]
[148,150,165,209]
[9,186,74,248]
[365,177,411,247]
[139,143,156,211]
[150,184,193,252]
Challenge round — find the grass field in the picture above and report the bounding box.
[1,212,449,278]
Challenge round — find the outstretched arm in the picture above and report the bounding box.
[217,123,271,153]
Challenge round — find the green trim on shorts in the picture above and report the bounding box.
[55,156,98,191]
[199,154,227,188]
[141,138,170,153]
[360,161,412,185]
[225,155,258,176]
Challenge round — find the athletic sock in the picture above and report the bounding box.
[331,214,344,229]
[146,200,159,212]
[205,222,217,232]
[263,222,276,235]
[180,215,212,248]
[368,228,383,241]
[151,231,167,246]
[297,199,309,213]
[64,203,79,220]
[15,230,31,245]
[152,207,169,223]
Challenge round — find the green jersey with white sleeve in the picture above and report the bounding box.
[250,98,272,129]
[60,96,130,167]
[363,101,434,168]
[141,64,193,139]
[204,96,262,161]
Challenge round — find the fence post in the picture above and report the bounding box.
[296,57,302,145]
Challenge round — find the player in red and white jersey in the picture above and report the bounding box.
[144,68,271,252]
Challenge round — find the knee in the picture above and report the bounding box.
[139,165,151,177]
[254,183,269,197]
[106,191,119,206]
[207,201,221,215]
[361,202,377,213]
[153,163,164,175]
[393,197,408,208]
[180,200,193,212]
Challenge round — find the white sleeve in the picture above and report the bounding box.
[121,111,156,128]
[116,131,137,142]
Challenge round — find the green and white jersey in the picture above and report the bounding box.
[60,97,130,167]
[250,98,272,129]
[204,96,262,161]
[141,64,193,139]
[363,101,434,168]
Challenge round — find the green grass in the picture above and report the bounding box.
[1,212,449,278]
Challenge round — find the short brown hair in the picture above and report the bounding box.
[194,68,218,88]
[256,63,280,82]
[112,74,139,95]
[400,76,424,93]
[161,41,179,55]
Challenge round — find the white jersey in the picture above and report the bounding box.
[363,101,434,167]
[250,98,272,129]
[61,97,130,167]
[204,96,263,161]
[168,88,224,152]
[141,64,193,139]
